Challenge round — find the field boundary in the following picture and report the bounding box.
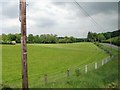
[35,42,116,86]
[2,42,117,88]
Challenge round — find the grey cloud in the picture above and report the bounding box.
[2,1,18,19]
[52,2,118,17]
[75,2,118,16]
[36,18,57,28]
[52,2,68,7]
[1,1,118,38]
[52,2,87,19]
[2,26,20,34]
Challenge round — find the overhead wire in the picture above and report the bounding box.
[73,0,106,32]
[73,0,104,60]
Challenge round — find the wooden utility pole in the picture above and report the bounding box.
[19,0,28,89]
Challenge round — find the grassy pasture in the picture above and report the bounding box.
[43,55,119,88]
[2,42,110,88]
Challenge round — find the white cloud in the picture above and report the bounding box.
[1,1,118,38]
[3,18,19,27]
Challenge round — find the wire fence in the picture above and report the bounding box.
[28,55,115,87]
[3,42,117,88]
[2,54,115,88]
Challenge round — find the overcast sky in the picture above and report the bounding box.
[0,0,119,38]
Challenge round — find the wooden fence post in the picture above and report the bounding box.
[106,58,108,63]
[67,69,70,77]
[105,59,107,64]
[44,74,48,84]
[109,56,111,61]
[85,65,87,73]
[102,60,104,66]
[95,62,97,69]
[75,68,80,76]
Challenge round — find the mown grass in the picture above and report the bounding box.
[41,44,119,88]
[2,42,111,88]
[44,55,119,88]
[0,44,2,86]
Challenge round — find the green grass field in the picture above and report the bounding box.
[44,55,119,88]
[0,45,1,86]
[2,42,118,88]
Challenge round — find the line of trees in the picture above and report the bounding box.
[87,29,120,42]
[27,34,78,43]
[1,29,119,45]
[28,34,58,43]
[87,32,106,42]
[0,33,87,44]
[1,33,21,43]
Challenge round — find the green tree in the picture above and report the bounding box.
[34,35,40,43]
[103,32,111,39]
[28,34,34,43]
[39,34,57,43]
[7,34,16,42]
[87,32,97,42]
[87,32,92,41]
[15,33,21,43]
[98,33,106,42]
[58,39,66,43]
[2,34,7,43]
[49,34,57,43]
[69,36,76,43]
[40,34,46,43]
[64,36,69,43]
[59,36,76,43]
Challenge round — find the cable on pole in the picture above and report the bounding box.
[73,0,106,32]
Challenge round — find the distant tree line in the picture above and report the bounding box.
[87,29,120,42]
[87,29,120,46]
[0,33,87,44]
[1,29,119,45]
[1,33,21,44]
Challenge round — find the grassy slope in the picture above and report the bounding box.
[43,44,119,88]
[0,45,1,85]
[106,36,119,41]
[103,36,120,46]
[44,55,119,88]
[2,42,109,88]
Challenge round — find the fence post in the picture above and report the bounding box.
[111,56,113,60]
[106,58,108,62]
[110,56,112,61]
[105,59,107,64]
[95,62,97,69]
[109,56,111,61]
[75,68,80,76]
[44,74,48,85]
[106,58,108,63]
[85,65,87,73]
[104,59,106,64]
[102,60,104,66]
[67,69,70,77]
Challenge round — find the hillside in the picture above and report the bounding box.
[2,42,109,88]
[44,54,119,88]
[102,36,120,46]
